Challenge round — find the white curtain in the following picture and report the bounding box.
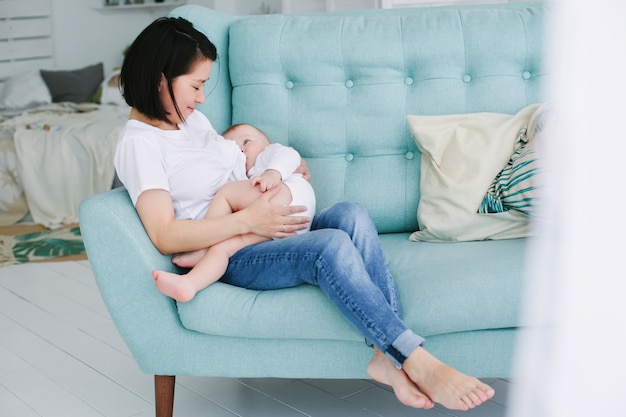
[510,1,626,416]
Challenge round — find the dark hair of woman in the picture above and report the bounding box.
[120,17,218,123]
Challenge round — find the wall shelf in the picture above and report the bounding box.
[96,0,186,12]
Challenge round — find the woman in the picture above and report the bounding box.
[114,16,495,411]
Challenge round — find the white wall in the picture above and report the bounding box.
[51,0,535,75]
[50,0,213,74]
[214,0,281,14]
[49,1,288,75]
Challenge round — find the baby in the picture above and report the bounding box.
[152,123,316,302]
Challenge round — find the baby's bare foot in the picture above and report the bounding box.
[403,347,495,411]
[367,349,434,409]
[172,248,207,268]
[152,270,197,302]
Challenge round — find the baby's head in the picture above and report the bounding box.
[223,124,271,172]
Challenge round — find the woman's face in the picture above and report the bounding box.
[159,58,213,127]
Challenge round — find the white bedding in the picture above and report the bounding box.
[0,103,129,228]
[0,129,28,225]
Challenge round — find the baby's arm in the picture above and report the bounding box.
[251,169,282,192]
[250,144,302,192]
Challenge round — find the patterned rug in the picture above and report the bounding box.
[0,223,87,267]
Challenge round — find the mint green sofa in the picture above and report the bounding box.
[79,3,549,416]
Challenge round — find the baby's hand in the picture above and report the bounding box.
[250,169,282,192]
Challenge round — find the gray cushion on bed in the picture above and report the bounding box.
[40,63,104,103]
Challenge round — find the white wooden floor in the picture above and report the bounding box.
[0,260,512,417]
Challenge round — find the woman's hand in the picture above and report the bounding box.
[242,187,309,238]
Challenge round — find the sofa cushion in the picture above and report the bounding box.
[177,233,528,341]
[478,103,554,217]
[478,127,541,216]
[407,104,541,242]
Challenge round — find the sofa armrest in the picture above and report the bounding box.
[78,188,188,372]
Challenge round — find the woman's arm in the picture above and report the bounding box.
[135,188,309,255]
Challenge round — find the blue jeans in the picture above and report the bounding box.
[222,202,425,367]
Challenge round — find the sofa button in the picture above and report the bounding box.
[522,71,532,80]
[345,80,354,88]
[285,81,294,89]
[462,74,472,83]
[404,77,414,86]
[405,151,415,160]
[345,153,354,162]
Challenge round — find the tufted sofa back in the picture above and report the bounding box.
[172,3,549,233]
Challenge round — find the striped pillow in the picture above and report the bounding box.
[478,128,542,217]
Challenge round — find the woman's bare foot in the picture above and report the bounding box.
[152,270,197,302]
[367,349,434,409]
[172,248,207,268]
[403,347,495,411]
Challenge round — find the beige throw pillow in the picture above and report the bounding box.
[408,103,541,242]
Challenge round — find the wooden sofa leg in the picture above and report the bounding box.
[155,375,175,417]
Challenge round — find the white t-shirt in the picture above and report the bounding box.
[114,111,247,220]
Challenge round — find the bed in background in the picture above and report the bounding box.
[0,66,128,229]
[1,0,128,228]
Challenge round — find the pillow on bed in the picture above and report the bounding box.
[99,69,127,106]
[0,72,52,111]
[40,63,104,103]
[407,103,542,242]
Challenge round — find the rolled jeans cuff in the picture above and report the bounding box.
[385,329,425,369]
